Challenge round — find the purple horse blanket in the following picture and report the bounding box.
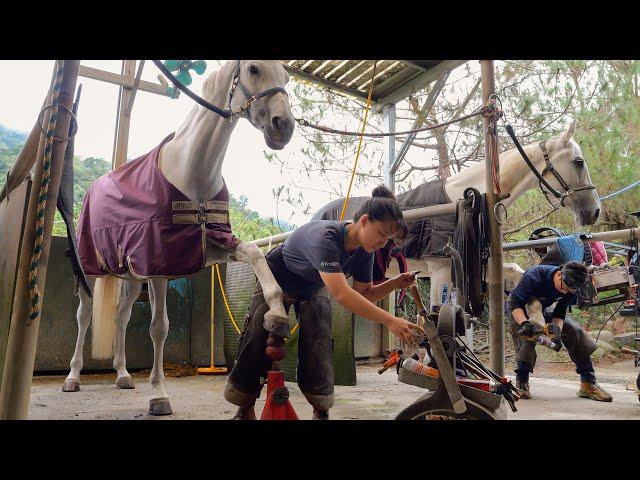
[77,133,239,279]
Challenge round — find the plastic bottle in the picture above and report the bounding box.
[441,283,449,304]
[402,357,439,377]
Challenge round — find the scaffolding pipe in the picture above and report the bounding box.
[503,227,640,251]
[250,202,457,248]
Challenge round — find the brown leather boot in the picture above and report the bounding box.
[577,382,613,402]
[312,408,329,420]
[232,404,257,420]
[516,379,532,399]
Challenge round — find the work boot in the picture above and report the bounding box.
[312,408,329,420]
[516,379,532,399]
[231,405,257,420]
[577,382,613,402]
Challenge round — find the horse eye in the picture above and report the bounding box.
[248,65,259,75]
[574,157,585,167]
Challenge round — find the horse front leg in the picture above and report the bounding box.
[147,278,172,416]
[231,241,289,338]
[63,277,96,392]
[113,279,143,389]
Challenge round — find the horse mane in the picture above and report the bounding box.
[201,61,234,101]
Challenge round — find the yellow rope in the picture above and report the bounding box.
[339,60,378,221]
[290,62,379,339]
[215,62,379,342]
[215,264,241,335]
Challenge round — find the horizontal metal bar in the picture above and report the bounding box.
[79,65,173,97]
[250,202,458,248]
[503,228,640,251]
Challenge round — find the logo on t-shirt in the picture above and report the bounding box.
[321,261,340,268]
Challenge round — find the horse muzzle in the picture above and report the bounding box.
[264,116,294,149]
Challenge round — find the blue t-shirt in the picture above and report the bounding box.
[281,220,374,292]
[508,264,577,319]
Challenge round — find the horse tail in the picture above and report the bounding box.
[91,276,119,359]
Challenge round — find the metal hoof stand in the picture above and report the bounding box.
[260,334,299,420]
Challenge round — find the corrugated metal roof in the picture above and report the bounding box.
[283,60,466,108]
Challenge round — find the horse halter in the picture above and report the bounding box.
[152,60,287,120]
[227,60,288,120]
[538,139,596,207]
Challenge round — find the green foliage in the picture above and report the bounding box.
[0,126,291,240]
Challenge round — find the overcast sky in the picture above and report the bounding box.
[0,60,480,227]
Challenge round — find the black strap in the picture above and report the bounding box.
[153,60,233,118]
[505,124,562,198]
[153,60,288,120]
[539,140,570,192]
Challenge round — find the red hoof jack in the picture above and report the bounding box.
[260,334,299,420]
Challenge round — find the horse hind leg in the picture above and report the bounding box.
[113,279,143,389]
[231,241,289,337]
[147,278,172,416]
[63,277,96,392]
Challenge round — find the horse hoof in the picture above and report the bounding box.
[116,376,135,389]
[149,398,172,416]
[264,313,291,338]
[62,380,80,392]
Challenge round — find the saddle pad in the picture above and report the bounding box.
[557,234,585,263]
[311,179,455,261]
[77,133,239,279]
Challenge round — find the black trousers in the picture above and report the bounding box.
[506,300,598,383]
[225,246,335,410]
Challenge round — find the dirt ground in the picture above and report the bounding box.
[28,352,640,420]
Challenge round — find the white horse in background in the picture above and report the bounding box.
[396,121,600,314]
[64,60,295,415]
[319,121,600,320]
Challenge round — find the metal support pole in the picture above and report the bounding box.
[480,60,504,375]
[0,60,80,419]
[381,102,397,349]
[382,103,396,192]
[392,70,450,173]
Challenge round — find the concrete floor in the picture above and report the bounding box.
[27,362,640,420]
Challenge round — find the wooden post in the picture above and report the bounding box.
[0,61,80,419]
[112,60,137,169]
[480,60,505,375]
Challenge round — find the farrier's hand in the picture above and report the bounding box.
[518,320,536,338]
[394,272,417,289]
[388,316,425,345]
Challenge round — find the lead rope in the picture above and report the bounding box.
[27,60,64,325]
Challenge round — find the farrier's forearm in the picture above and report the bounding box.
[334,287,395,326]
[359,278,399,303]
[511,308,528,325]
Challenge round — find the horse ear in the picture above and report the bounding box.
[561,120,576,146]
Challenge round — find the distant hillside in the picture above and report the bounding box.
[0,124,291,239]
[0,124,27,152]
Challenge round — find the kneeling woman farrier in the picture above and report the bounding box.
[224,185,424,419]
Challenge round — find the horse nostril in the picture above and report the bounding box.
[271,116,281,130]
[594,208,600,221]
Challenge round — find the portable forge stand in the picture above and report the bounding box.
[260,334,299,420]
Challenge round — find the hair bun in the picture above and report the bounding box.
[372,184,395,199]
